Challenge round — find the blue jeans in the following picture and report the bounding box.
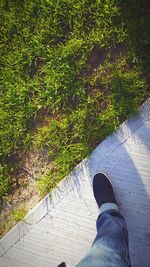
[76,210,131,267]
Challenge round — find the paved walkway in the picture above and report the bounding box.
[0,100,150,267]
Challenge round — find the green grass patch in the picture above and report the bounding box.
[0,206,27,238]
[12,207,26,222]
[0,0,150,199]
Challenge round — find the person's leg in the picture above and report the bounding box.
[76,173,131,267]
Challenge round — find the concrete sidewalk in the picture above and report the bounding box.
[0,100,150,267]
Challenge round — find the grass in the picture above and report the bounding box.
[12,207,26,222]
[0,0,150,205]
[0,206,27,238]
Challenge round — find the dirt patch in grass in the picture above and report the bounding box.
[87,46,106,68]
[0,179,41,238]
[21,147,51,180]
[0,147,52,238]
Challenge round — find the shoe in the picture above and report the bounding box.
[57,263,66,267]
[93,173,117,208]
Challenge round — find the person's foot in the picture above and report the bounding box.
[93,173,117,208]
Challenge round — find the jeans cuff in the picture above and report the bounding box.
[99,203,119,215]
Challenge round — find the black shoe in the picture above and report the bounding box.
[93,173,117,208]
[57,263,66,267]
